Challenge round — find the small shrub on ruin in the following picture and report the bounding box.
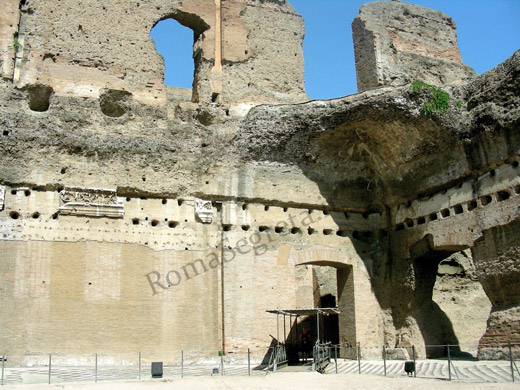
[411,81,451,115]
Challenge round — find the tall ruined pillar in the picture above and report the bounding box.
[0,0,20,79]
[337,267,357,348]
[352,0,475,92]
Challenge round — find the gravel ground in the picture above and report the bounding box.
[2,372,519,390]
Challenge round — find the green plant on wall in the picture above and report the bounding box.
[411,81,452,115]
[245,106,256,118]
[13,32,19,54]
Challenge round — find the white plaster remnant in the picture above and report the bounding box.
[0,186,5,211]
[195,199,214,224]
[228,102,256,117]
[58,186,124,218]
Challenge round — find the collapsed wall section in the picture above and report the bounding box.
[10,0,306,110]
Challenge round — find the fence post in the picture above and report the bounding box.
[311,344,316,371]
[95,353,97,383]
[357,343,361,374]
[138,352,141,381]
[277,313,279,345]
[412,345,416,378]
[335,345,338,374]
[447,344,451,381]
[383,345,386,376]
[510,341,515,383]
[1,354,4,386]
[48,354,52,385]
[181,350,184,378]
[248,348,251,376]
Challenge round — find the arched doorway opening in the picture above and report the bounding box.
[150,19,194,90]
[432,250,491,357]
[279,262,355,365]
[406,235,489,358]
[149,11,209,102]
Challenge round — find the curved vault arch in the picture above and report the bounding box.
[150,9,211,103]
[291,246,356,269]
[290,246,380,349]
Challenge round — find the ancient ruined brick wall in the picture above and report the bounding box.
[0,188,222,361]
[0,184,384,361]
[10,0,306,109]
[1,0,519,365]
[352,0,475,92]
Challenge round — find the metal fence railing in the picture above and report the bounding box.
[1,342,519,385]
[266,345,287,373]
[319,341,520,383]
[313,342,331,373]
[0,348,273,386]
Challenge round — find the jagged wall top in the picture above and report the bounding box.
[352,0,476,92]
[1,0,306,109]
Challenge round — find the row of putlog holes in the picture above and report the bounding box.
[395,185,520,231]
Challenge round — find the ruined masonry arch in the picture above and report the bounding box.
[289,246,382,352]
[151,9,211,103]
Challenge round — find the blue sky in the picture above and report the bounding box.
[150,0,520,100]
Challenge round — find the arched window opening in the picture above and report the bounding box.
[150,18,195,91]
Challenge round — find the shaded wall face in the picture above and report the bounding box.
[432,250,491,353]
[472,220,520,355]
[385,169,520,356]
[337,266,356,346]
[472,220,520,308]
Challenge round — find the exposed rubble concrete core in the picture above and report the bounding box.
[0,0,519,364]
